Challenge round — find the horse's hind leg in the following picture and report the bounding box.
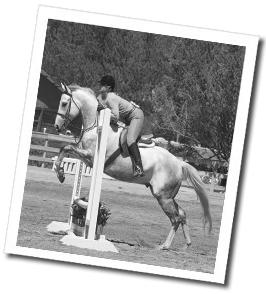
[178,206,191,250]
[157,200,191,250]
[156,199,180,250]
[150,184,191,250]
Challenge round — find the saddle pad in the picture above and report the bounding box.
[138,141,155,148]
[120,128,155,154]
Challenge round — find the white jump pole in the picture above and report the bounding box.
[84,108,111,240]
[58,108,118,252]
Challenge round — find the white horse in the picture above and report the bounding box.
[54,83,212,250]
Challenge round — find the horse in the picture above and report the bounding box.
[54,83,212,250]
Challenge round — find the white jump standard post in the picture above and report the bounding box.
[46,157,84,236]
[68,157,84,236]
[59,109,118,253]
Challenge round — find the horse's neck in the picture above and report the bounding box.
[82,111,97,130]
[80,123,120,164]
[76,93,97,130]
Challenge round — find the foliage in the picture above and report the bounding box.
[166,143,227,173]
[152,41,245,162]
[42,20,245,163]
[71,200,111,227]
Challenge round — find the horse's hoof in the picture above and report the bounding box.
[156,245,168,251]
[56,168,65,183]
[58,175,65,183]
[182,243,191,250]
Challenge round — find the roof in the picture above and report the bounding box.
[41,69,62,91]
[37,69,65,109]
[194,146,218,160]
[36,99,48,108]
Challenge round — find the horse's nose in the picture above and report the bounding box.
[54,124,61,133]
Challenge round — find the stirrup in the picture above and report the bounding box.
[133,165,145,177]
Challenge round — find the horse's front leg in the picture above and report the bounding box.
[54,144,93,183]
[54,146,67,183]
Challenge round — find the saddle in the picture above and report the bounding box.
[104,125,155,170]
[119,127,155,157]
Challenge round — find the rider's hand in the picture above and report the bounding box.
[116,121,125,128]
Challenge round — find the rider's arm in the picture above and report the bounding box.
[106,94,119,123]
[96,94,106,111]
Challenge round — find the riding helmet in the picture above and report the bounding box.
[98,75,115,91]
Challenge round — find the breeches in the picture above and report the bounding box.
[126,108,144,146]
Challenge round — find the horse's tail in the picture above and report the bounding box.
[182,162,212,233]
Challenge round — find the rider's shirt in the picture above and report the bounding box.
[98,92,135,122]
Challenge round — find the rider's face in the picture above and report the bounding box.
[99,84,111,98]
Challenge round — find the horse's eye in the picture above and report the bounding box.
[62,102,67,107]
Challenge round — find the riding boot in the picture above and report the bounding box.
[128,142,145,177]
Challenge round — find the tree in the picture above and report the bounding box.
[41,20,245,164]
[151,41,245,163]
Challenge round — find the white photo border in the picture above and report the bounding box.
[4,5,259,284]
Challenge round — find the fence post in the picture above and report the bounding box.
[210,174,215,195]
[41,128,47,168]
[36,108,44,132]
[210,162,218,195]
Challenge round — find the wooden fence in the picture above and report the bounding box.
[29,131,225,194]
[29,131,76,166]
[29,131,112,179]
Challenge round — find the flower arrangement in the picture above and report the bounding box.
[71,199,111,234]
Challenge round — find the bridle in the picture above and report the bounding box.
[57,85,98,144]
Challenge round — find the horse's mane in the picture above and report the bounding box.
[68,84,95,96]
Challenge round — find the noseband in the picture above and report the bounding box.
[56,90,77,127]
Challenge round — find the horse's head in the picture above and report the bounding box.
[54,83,80,133]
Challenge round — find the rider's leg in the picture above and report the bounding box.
[128,142,144,177]
[127,109,144,177]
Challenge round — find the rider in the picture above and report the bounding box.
[98,75,145,177]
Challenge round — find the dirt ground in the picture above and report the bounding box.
[16,166,224,274]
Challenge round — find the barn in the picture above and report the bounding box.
[34,70,81,135]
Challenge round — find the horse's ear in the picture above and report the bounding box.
[61,82,66,92]
[61,81,71,95]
